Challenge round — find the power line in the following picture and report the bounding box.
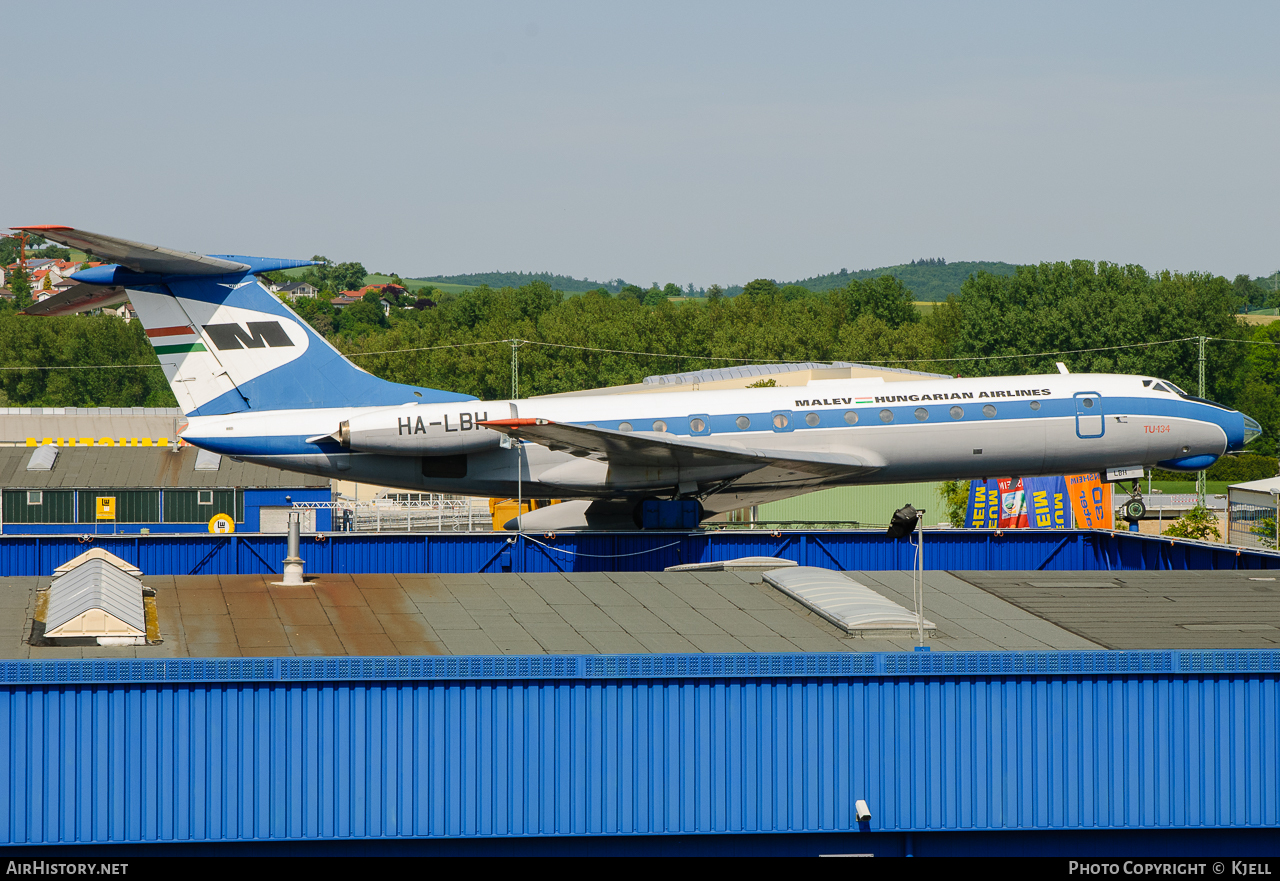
[346,339,512,357]
[343,335,1205,366]
[0,363,160,371]
[0,333,1231,373]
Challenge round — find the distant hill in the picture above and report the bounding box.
[411,271,622,294]
[404,262,1021,300]
[784,260,1021,301]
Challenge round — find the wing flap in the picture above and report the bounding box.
[481,418,884,477]
[10,226,248,276]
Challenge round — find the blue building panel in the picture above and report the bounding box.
[240,488,331,533]
[0,529,1273,577]
[0,651,1275,847]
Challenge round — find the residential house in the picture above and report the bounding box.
[277,281,318,300]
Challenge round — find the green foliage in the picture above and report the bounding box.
[1162,505,1222,541]
[0,310,173,407]
[6,267,32,306]
[414,270,623,293]
[1233,320,1280,456]
[642,285,666,307]
[334,299,388,336]
[938,479,970,527]
[0,234,71,266]
[1234,274,1272,312]
[299,256,368,294]
[948,263,1247,408]
[782,260,1020,301]
[1251,517,1276,549]
[741,279,780,298]
[745,378,777,388]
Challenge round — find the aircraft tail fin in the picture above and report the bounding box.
[11,226,475,417]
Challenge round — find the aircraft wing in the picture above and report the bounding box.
[10,226,248,276]
[480,418,884,478]
[21,283,128,316]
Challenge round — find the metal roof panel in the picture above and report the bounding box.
[45,558,146,634]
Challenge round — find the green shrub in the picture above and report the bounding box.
[1251,517,1277,549]
[1162,505,1221,541]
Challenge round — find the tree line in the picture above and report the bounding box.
[1,260,1279,459]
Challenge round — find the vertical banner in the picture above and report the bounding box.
[965,479,1001,528]
[1066,473,1113,529]
[997,478,1029,528]
[1024,476,1073,528]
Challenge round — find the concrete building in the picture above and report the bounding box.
[0,407,331,533]
[0,445,331,533]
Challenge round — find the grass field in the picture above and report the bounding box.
[365,274,476,295]
[1146,480,1230,496]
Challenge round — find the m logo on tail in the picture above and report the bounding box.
[203,321,295,351]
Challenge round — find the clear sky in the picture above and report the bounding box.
[5,1,1279,286]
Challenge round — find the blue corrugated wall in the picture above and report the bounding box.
[0,529,1272,576]
[0,650,1276,846]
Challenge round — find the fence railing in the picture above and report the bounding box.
[291,495,491,532]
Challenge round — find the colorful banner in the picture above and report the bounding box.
[1023,476,1072,529]
[965,479,1001,528]
[967,476,1078,529]
[997,478,1028,528]
[1066,473,1113,530]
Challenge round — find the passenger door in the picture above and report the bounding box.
[1074,392,1104,438]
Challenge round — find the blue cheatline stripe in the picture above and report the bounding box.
[0,650,1276,684]
[190,395,1237,454]
[579,395,1238,439]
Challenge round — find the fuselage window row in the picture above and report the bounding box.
[608,399,1057,435]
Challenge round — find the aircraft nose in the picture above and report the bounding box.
[1240,414,1263,450]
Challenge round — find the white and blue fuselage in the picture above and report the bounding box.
[181,371,1256,516]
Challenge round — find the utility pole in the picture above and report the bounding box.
[510,339,521,400]
[1196,336,1206,506]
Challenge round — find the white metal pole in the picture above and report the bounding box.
[916,509,926,646]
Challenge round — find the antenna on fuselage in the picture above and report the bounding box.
[1056,362,1070,374]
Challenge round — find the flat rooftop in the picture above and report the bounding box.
[1,567,1277,659]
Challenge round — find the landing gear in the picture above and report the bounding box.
[1122,480,1145,530]
[1123,498,1147,521]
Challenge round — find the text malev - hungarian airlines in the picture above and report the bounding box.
[13,226,1261,530]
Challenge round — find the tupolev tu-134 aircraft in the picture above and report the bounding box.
[13,226,1263,530]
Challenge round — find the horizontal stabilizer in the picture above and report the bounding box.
[11,226,249,276]
[21,284,127,317]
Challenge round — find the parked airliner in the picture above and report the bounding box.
[13,226,1261,529]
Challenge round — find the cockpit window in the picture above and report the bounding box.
[1151,382,1171,393]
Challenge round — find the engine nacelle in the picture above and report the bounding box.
[341,404,502,455]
